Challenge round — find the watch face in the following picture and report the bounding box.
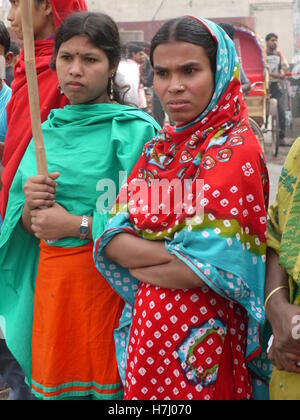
[79,226,89,235]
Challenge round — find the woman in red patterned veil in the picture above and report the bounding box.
[95,16,270,400]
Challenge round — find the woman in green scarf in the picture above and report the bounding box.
[0,12,159,400]
[266,138,300,400]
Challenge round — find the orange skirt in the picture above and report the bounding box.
[31,241,124,400]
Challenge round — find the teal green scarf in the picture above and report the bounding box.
[0,103,159,384]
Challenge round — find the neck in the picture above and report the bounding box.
[0,80,3,92]
[35,19,55,41]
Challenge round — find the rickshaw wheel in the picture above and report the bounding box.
[271,112,280,157]
[269,98,280,157]
[249,117,265,154]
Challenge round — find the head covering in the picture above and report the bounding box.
[94,16,270,392]
[0,0,88,219]
[51,0,88,29]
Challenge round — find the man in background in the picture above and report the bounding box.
[5,42,20,87]
[127,43,147,110]
[266,33,290,146]
[0,22,12,147]
[219,23,251,95]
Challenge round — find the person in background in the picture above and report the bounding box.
[0,21,12,146]
[265,33,290,147]
[219,23,251,95]
[0,0,88,220]
[0,20,34,401]
[127,43,147,110]
[115,45,140,107]
[5,41,21,87]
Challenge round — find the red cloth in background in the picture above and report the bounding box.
[0,0,87,218]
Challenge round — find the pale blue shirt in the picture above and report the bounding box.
[0,82,12,142]
[0,82,12,228]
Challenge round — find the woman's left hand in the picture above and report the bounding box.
[30,203,74,241]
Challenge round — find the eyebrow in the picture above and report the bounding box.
[59,50,100,57]
[154,61,201,70]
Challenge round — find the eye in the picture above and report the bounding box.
[155,69,168,77]
[60,54,72,62]
[184,67,197,75]
[85,57,97,63]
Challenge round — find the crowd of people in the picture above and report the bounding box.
[0,0,299,401]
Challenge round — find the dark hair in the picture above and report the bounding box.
[52,12,126,104]
[266,33,278,42]
[127,43,144,58]
[9,42,21,56]
[0,21,11,54]
[150,17,217,76]
[218,23,235,41]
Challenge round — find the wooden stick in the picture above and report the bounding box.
[20,0,48,176]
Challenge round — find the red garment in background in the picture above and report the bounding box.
[0,0,87,218]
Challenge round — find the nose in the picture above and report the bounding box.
[168,75,185,94]
[69,57,83,77]
[7,6,14,22]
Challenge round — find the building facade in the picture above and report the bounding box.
[87,0,295,63]
[0,0,296,62]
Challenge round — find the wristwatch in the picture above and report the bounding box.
[79,216,89,240]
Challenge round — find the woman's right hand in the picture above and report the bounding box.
[24,172,60,211]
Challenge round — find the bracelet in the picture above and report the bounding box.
[264,285,289,310]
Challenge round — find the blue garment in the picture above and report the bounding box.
[240,65,250,86]
[0,82,12,142]
[0,82,11,229]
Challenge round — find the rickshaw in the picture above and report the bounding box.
[234,25,280,156]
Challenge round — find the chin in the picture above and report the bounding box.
[170,114,196,126]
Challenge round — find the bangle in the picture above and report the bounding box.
[264,285,289,310]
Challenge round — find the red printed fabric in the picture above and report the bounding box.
[94,17,269,400]
[116,71,269,246]
[0,0,87,218]
[125,285,252,400]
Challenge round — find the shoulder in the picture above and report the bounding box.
[282,138,300,177]
[119,106,161,130]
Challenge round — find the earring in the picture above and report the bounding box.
[58,85,64,96]
[109,75,115,102]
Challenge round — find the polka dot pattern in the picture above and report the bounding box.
[123,284,252,400]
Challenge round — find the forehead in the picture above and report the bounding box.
[153,41,209,67]
[58,35,103,54]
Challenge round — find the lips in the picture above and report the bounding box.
[166,100,191,112]
[67,81,84,87]
[167,99,190,106]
